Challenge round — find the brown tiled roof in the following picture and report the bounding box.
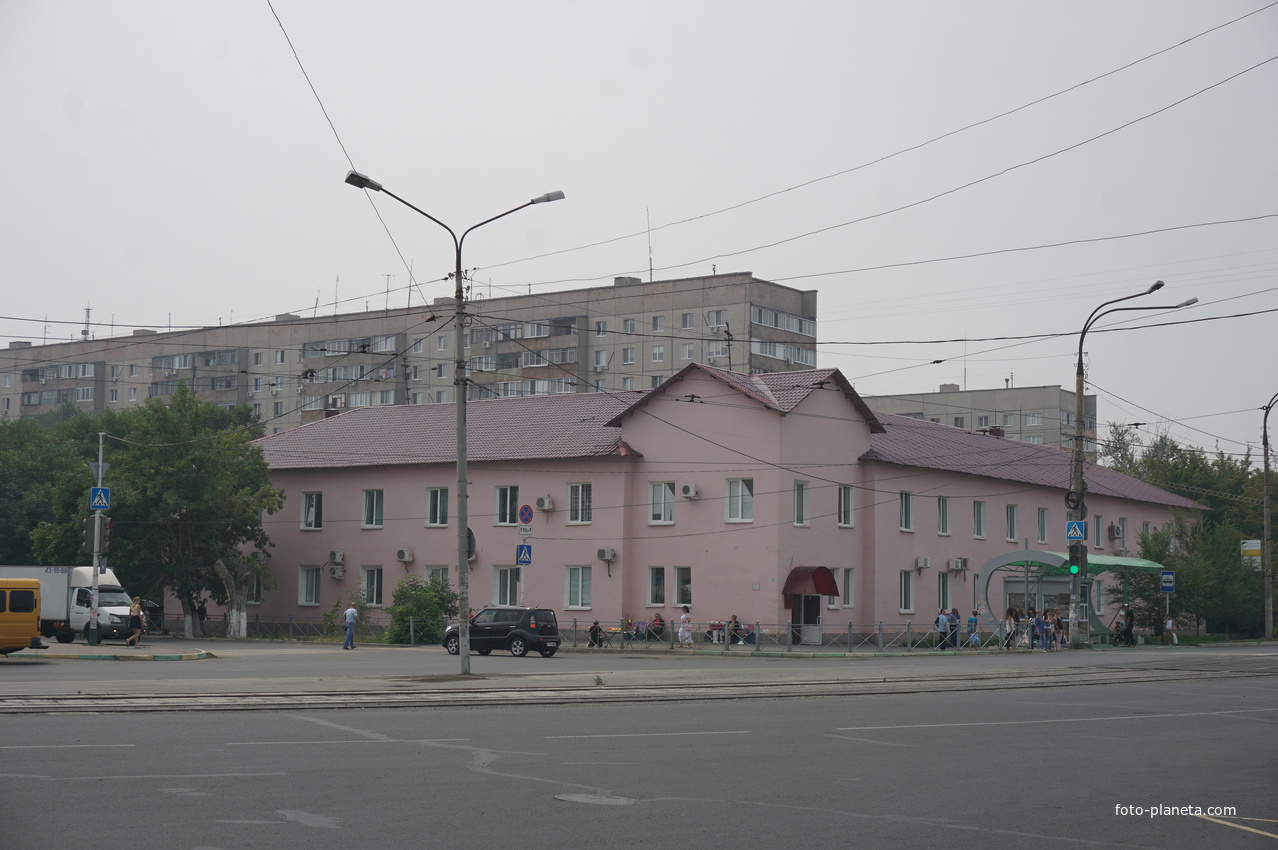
[256,391,644,470]
[863,412,1200,510]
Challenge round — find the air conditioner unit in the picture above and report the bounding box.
[535,495,554,511]
[707,357,720,364]
[592,365,606,372]
[249,551,266,562]
[270,388,278,396]
[328,549,344,564]
[597,548,616,562]
[246,392,255,398]
[680,484,698,499]
[948,557,969,571]
[482,341,492,349]
[328,564,345,579]
[1108,524,1123,540]
[296,386,303,393]
[915,557,931,569]
[395,548,413,563]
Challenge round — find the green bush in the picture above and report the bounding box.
[385,573,459,644]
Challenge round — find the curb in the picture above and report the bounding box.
[4,648,209,662]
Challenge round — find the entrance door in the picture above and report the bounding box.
[801,594,822,645]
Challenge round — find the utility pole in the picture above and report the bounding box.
[86,432,107,645]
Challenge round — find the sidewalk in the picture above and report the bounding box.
[3,636,209,662]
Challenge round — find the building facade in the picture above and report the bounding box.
[249,365,1195,638]
[861,383,1099,457]
[0,272,817,433]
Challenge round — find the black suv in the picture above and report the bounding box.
[442,607,560,657]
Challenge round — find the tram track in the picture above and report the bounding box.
[2,661,1271,714]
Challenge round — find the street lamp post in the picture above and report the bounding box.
[344,171,564,674]
[1262,392,1277,641]
[1068,281,1197,647]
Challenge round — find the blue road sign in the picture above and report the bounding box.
[518,504,534,525]
[516,544,532,565]
[1160,570,1175,593]
[90,487,110,510]
[1065,520,1086,541]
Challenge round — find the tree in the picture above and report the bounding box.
[32,385,282,636]
[0,417,76,563]
[384,574,459,645]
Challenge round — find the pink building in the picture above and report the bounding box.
[252,365,1196,640]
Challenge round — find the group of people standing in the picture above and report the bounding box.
[935,608,981,651]
[1000,606,1067,651]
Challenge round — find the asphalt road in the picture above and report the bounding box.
[2,641,1275,849]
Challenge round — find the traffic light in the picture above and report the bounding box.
[83,515,95,553]
[101,517,111,553]
[1067,544,1082,575]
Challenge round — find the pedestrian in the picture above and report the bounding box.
[1164,615,1177,646]
[588,620,604,648]
[343,603,357,650]
[678,605,694,647]
[196,599,207,631]
[125,596,144,647]
[1123,604,1136,647]
[949,608,961,649]
[936,608,950,650]
[1002,607,1018,651]
[966,610,979,651]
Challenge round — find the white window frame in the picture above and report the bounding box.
[362,566,384,607]
[1037,507,1049,544]
[973,500,986,539]
[649,482,675,525]
[937,496,950,536]
[842,567,855,608]
[301,492,323,530]
[595,321,607,337]
[681,312,695,330]
[648,566,666,606]
[899,570,914,614]
[495,566,520,606]
[566,565,592,608]
[674,566,692,606]
[899,492,914,532]
[726,478,753,522]
[793,480,810,527]
[651,345,665,363]
[837,485,854,527]
[622,347,636,365]
[426,487,448,527]
[569,482,592,524]
[361,489,384,528]
[496,486,519,526]
[938,571,951,611]
[1005,504,1019,542]
[299,566,321,606]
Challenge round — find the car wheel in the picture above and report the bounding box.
[538,648,557,657]
[444,634,459,655]
[477,648,492,655]
[55,631,75,644]
[508,636,529,657]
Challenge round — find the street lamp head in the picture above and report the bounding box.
[1147,280,1165,293]
[344,170,383,192]
[1176,297,1198,308]
[530,190,565,204]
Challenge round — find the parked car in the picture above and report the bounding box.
[442,606,560,657]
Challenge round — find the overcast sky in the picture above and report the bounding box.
[2,1,1275,459]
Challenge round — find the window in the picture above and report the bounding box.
[837,485,854,527]
[1093,514,1104,548]
[1038,507,1049,544]
[675,566,692,605]
[623,318,636,335]
[650,482,675,524]
[1025,412,1042,426]
[496,486,519,525]
[568,483,592,523]
[681,313,695,330]
[437,336,449,352]
[1141,520,1151,538]
[622,377,635,391]
[75,387,93,401]
[899,492,914,532]
[435,390,448,403]
[273,401,283,416]
[648,567,665,605]
[1024,435,1044,445]
[899,570,913,613]
[1118,517,1128,549]
[973,501,986,539]
[680,343,695,360]
[937,496,951,535]
[651,345,665,363]
[793,481,810,526]
[363,567,384,606]
[299,566,321,606]
[595,321,607,337]
[109,389,118,403]
[650,375,663,388]
[727,478,753,521]
[652,316,665,332]
[426,488,448,526]
[495,567,520,605]
[1005,504,1019,541]
[977,415,990,428]
[362,490,384,528]
[707,309,727,328]
[938,572,950,611]
[622,347,636,365]
[428,566,449,584]
[302,492,323,529]
[841,568,855,607]
[567,566,592,608]
[593,350,607,368]
[953,416,965,429]
[247,574,262,604]
[1002,414,1016,427]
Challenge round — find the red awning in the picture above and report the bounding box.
[781,566,839,596]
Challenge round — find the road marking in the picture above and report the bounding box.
[825,733,907,747]
[225,738,470,746]
[546,730,749,739]
[0,743,134,750]
[837,706,1278,731]
[1194,814,1278,840]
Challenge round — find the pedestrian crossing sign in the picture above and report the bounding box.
[516,544,532,565]
[90,487,110,510]
[1065,520,1086,540]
